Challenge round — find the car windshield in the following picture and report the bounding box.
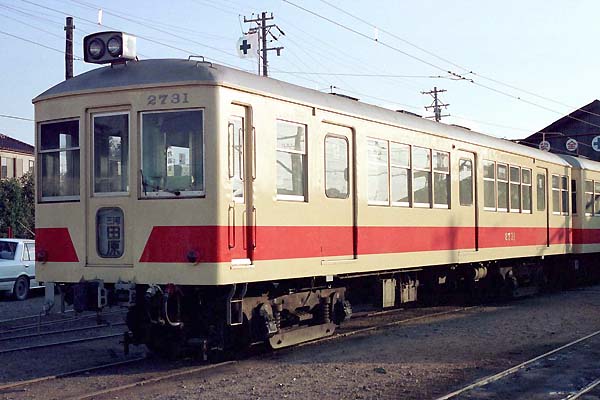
[0,241,16,260]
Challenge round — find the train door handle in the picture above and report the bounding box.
[228,205,235,249]
[252,207,257,249]
[227,122,235,179]
[239,128,245,182]
[252,126,256,180]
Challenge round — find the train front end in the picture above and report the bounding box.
[33,32,235,353]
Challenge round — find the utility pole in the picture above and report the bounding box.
[243,12,284,76]
[64,16,74,80]
[422,87,449,122]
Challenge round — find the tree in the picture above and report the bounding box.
[0,172,35,238]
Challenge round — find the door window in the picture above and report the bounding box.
[93,113,129,194]
[324,135,349,199]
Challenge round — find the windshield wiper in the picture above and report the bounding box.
[140,170,181,196]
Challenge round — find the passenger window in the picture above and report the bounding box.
[551,175,561,214]
[433,151,450,208]
[522,169,532,213]
[412,146,431,207]
[367,138,389,205]
[459,159,473,206]
[141,109,204,197]
[497,164,509,212]
[390,142,410,206]
[276,120,307,201]
[483,160,495,210]
[585,180,594,216]
[21,244,30,261]
[510,166,521,212]
[93,113,129,194]
[26,244,35,261]
[537,173,546,212]
[561,176,569,216]
[39,119,80,201]
[324,135,349,199]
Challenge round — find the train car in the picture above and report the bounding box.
[33,31,589,356]
[562,156,600,272]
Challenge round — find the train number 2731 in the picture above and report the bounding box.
[147,93,189,106]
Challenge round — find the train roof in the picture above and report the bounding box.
[560,155,600,172]
[34,59,570,167]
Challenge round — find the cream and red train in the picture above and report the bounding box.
[33,32,600,355]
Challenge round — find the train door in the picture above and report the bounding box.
[458,151,478,250]
[86,111,132,267]
[321,123,356,261]
[228,104,255,266]
[536,167,549,247]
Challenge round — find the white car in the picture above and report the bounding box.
[0,239,41,300]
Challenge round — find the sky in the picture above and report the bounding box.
[1,0,599,146]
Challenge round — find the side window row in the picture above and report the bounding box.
[367,138,450,208]
[583,179,600,216]
[483,160,532,213]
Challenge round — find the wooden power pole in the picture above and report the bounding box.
[64,17,74,80]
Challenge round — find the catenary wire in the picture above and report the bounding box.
[0,114,34,122]
[316,0,600,121]
[283,0,600,134]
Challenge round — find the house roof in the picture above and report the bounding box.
[0,134,34,155]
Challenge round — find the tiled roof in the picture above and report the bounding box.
[0,134,34,155]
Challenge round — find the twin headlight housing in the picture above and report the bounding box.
[84,31,136,64]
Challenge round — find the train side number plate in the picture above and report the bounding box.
[147,93,189,106]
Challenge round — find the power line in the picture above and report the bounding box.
[0,114,34,122]
[316,0,600,122]
[282,0,600,134]
[0,28,83,60]
[273,71,449,78]
[281,0,470,82]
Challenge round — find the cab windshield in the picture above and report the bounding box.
[0,241,17,260]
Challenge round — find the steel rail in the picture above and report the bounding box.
[0,357,147,392]
[0,322,126,342]
[71,361,236,400]
[0,333,123,355]
[0,309,126,334]
[563,376,600,400]
[297,306,477,348]
[434,328,600,400]
[0,309,73,325]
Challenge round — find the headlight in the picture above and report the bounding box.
[107,36,122,57]
[84,31,137,64]
[88,38,105,59]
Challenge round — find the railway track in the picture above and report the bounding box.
[0,309,126,335]
[0,332,124,355]
[435,328,600,400]
[0,305,476,399]
[0,321,126,343]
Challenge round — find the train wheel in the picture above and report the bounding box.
[13,276,29,301]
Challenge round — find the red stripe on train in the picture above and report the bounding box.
[139,225,586,263]
[35,227,79,262]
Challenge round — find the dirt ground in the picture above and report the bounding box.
[104,286,600,400]
[2,286,600,400]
